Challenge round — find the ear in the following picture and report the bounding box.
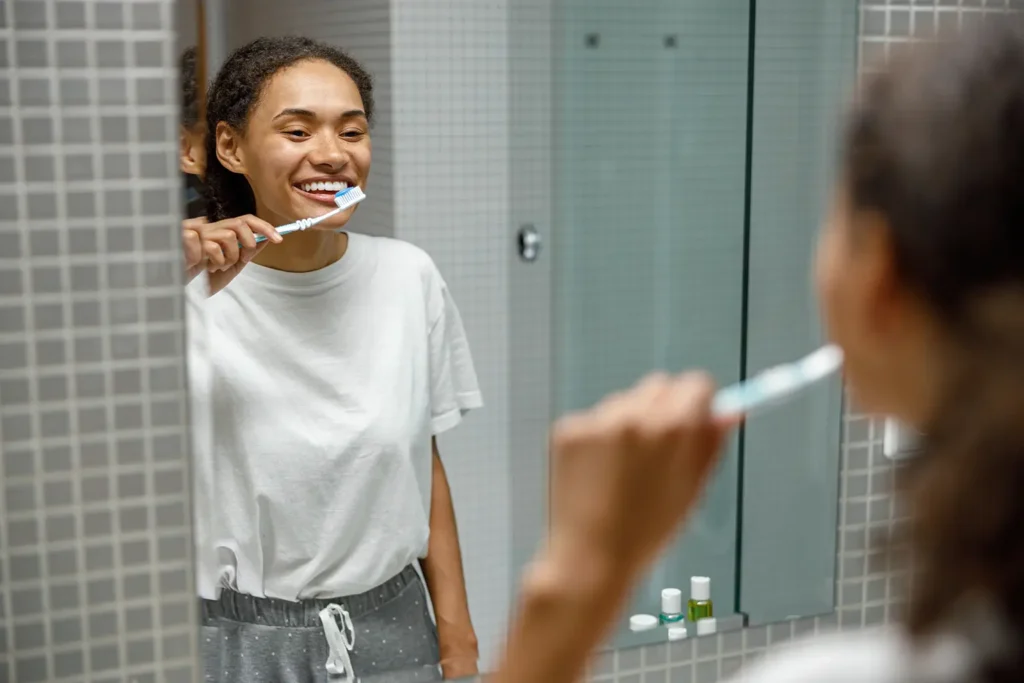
[853,209,905,331]
[215,121,248,175]
[179,127,205,176]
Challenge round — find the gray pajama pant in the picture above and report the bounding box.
[201,566,443,682]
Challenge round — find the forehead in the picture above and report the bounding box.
[255,59,364,117]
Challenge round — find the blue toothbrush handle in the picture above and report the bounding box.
[248,206,344,245]
[253,222,303,244]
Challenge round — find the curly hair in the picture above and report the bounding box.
[202,36,374,221]
[845,21,1024,681]
[179,46,200,131]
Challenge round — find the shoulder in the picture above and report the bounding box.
[362,235,442,281]
[728,627,971,683]
[359,235,449,311]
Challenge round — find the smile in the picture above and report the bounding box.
[293,180,353,206]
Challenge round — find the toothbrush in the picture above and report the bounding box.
[254,186,366,244]
[711,344,843,418]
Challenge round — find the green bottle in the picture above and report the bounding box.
[687,576,713,623]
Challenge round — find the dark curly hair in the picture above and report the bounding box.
[179,46,200,131]
[846,21,1024,682]
[203,36,374,221]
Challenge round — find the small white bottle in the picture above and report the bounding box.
[659,588,684,626]
[668,625,688,641]
[696,617,717,636]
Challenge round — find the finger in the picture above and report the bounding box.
[656,373,717,434]
[228,217,258,251]
[662,374,728,468]
[594,372,674,440]
[240,214,283,245]
[203,240,226,269]
[182,230,203,269]
[212,230,242,269]
[182,216,209,232]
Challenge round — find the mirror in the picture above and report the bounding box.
[175,0,857,680]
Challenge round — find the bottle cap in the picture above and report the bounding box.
[668,626,688,641]
[696,617,717,636]
[629,614,659,632]
[661,588,682,615]
[690,576,711,601]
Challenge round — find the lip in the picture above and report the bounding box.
[292,176,360,206]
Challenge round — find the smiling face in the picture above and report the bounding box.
[214,59,371,230]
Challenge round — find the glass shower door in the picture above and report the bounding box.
[552,0,752,642]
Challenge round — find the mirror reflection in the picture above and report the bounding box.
[181,37,482,683]
[176,1,856,681]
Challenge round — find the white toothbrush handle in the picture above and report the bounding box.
[255,207,343,244]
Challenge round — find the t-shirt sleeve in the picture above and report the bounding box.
[427,277,483,435]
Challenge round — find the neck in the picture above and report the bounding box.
[252,230,349,273]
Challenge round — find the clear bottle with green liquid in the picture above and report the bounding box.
[687,576,713,623]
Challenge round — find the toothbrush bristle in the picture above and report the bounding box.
[334,186,366,209]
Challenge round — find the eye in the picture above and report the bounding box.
[284,129,309,139]
[341,129,365,139]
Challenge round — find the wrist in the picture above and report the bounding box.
[540,531,636,600]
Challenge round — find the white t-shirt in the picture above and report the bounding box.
[185,233,483,601]
[723,627,975,683]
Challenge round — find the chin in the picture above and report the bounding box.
[317,209,357,232]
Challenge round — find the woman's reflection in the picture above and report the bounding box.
[180,37,483,682]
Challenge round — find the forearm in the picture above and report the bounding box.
[493,544,632,683]
[422,445,478,660]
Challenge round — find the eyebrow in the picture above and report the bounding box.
[272,108,367,121]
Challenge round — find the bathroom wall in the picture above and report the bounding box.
[0,0,198,681]
[390,1,516,668]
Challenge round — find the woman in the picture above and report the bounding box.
[185,37,481,682]
[494,22,1024,683]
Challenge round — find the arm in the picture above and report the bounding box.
[494,544,632,683]
[421,438,479,679]
[493,373,731,683]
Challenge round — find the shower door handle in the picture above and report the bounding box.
[518,224,542,262]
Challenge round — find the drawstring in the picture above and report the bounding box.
[319,604,356,678]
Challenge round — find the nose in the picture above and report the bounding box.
[307,134,348,171]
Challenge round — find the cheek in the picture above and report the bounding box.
[353,142,372,178]
[242,140,299,197]
[814,228,846,343]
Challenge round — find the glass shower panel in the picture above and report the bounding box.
[553,0,751,644]
[738,0,857,625]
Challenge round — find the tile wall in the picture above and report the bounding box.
[0,0,197,681]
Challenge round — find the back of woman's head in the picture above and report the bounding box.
[844,21,1024,681]
[203,36,374,220]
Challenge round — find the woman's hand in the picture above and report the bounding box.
[544,372,733,585]
[494,372,736,683]
[182,215,282,295]
[440,651,479,680]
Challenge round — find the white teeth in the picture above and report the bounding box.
[300,181,349,193]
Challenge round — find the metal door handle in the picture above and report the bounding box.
[518,225,542,262]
